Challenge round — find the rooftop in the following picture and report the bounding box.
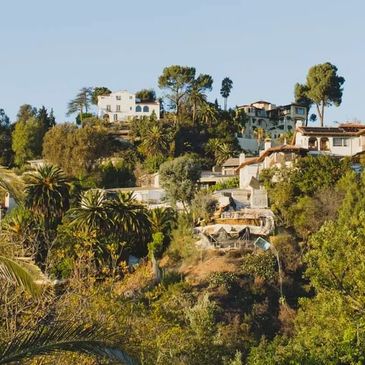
[297,125,365,136]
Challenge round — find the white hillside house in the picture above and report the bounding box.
[98,90,160,122]
[294,122,365,156]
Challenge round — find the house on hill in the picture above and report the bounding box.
[98,90,160,122]
[236,144,308,189]
[294,122,365,157]
[237,101,308,152]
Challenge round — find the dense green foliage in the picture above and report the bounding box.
[0,62,361,364]
[295,62,345,126]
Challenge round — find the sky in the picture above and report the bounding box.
[0,0,364,125]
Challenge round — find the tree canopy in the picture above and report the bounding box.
[295,62,345,126]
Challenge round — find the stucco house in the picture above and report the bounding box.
[236,144,308,189]
[98,90,160,122]
[237,101,307,152]
[294,122,365,156]
[221,157,240,176]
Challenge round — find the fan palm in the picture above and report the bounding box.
[220,77,233,111]
[0,323,137,365]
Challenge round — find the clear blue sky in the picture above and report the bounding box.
[0,0,364,125]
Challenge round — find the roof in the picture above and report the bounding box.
[235,145,308,171]
[222,157,240,167]
[297,125,365,137]
[252,100,272,105]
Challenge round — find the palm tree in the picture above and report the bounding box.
[69,189,110,234]
[138,124,169,157]
[0,323,136,365]
[24,165,70,267]
[215,143,234,166]
[107,192,151,241]
[198,102,218,127]
[24,165,70,228]
[0,255,46,298]
[69,190,151,267]
[149,207,177,236]
[220,77,233,111]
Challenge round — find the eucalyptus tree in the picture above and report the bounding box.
[220,77,233,111]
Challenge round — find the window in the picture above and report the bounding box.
[116,105,121,112]
[116,95,121,100]
[130,107,132,111]
[143,106,149,113]
[129,96,133,100]
[308,137,318,150]
[106,105,111,112]
[136,105,142,112]
[333,138,349,147]
[295,107,305,115]
[113,114,118,122]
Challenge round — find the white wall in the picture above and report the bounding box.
[239,163,262,189]
[98,91,160,121]
[295,132,364,156]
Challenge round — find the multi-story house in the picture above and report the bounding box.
[236,101,307,152]
[98,90,160,122]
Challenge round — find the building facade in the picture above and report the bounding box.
[237,101,307,152]
[294,123,365,156]
[98,90,160,122]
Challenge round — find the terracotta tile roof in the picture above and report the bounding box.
[235,145,308,171]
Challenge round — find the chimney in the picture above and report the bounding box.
[264,139,272,151]
[296,120,303,128]
[239,153,246,164]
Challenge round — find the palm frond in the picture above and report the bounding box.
[0,255,45,297]
[0,323,137,365]
[0,166,25,203]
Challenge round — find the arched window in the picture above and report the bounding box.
[143,105,149,113]
[320,137,330,151]
[308,137,318,150]
[135,105,142,112]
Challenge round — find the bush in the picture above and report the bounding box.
[241,253,277,282]
[209,272,238,290]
